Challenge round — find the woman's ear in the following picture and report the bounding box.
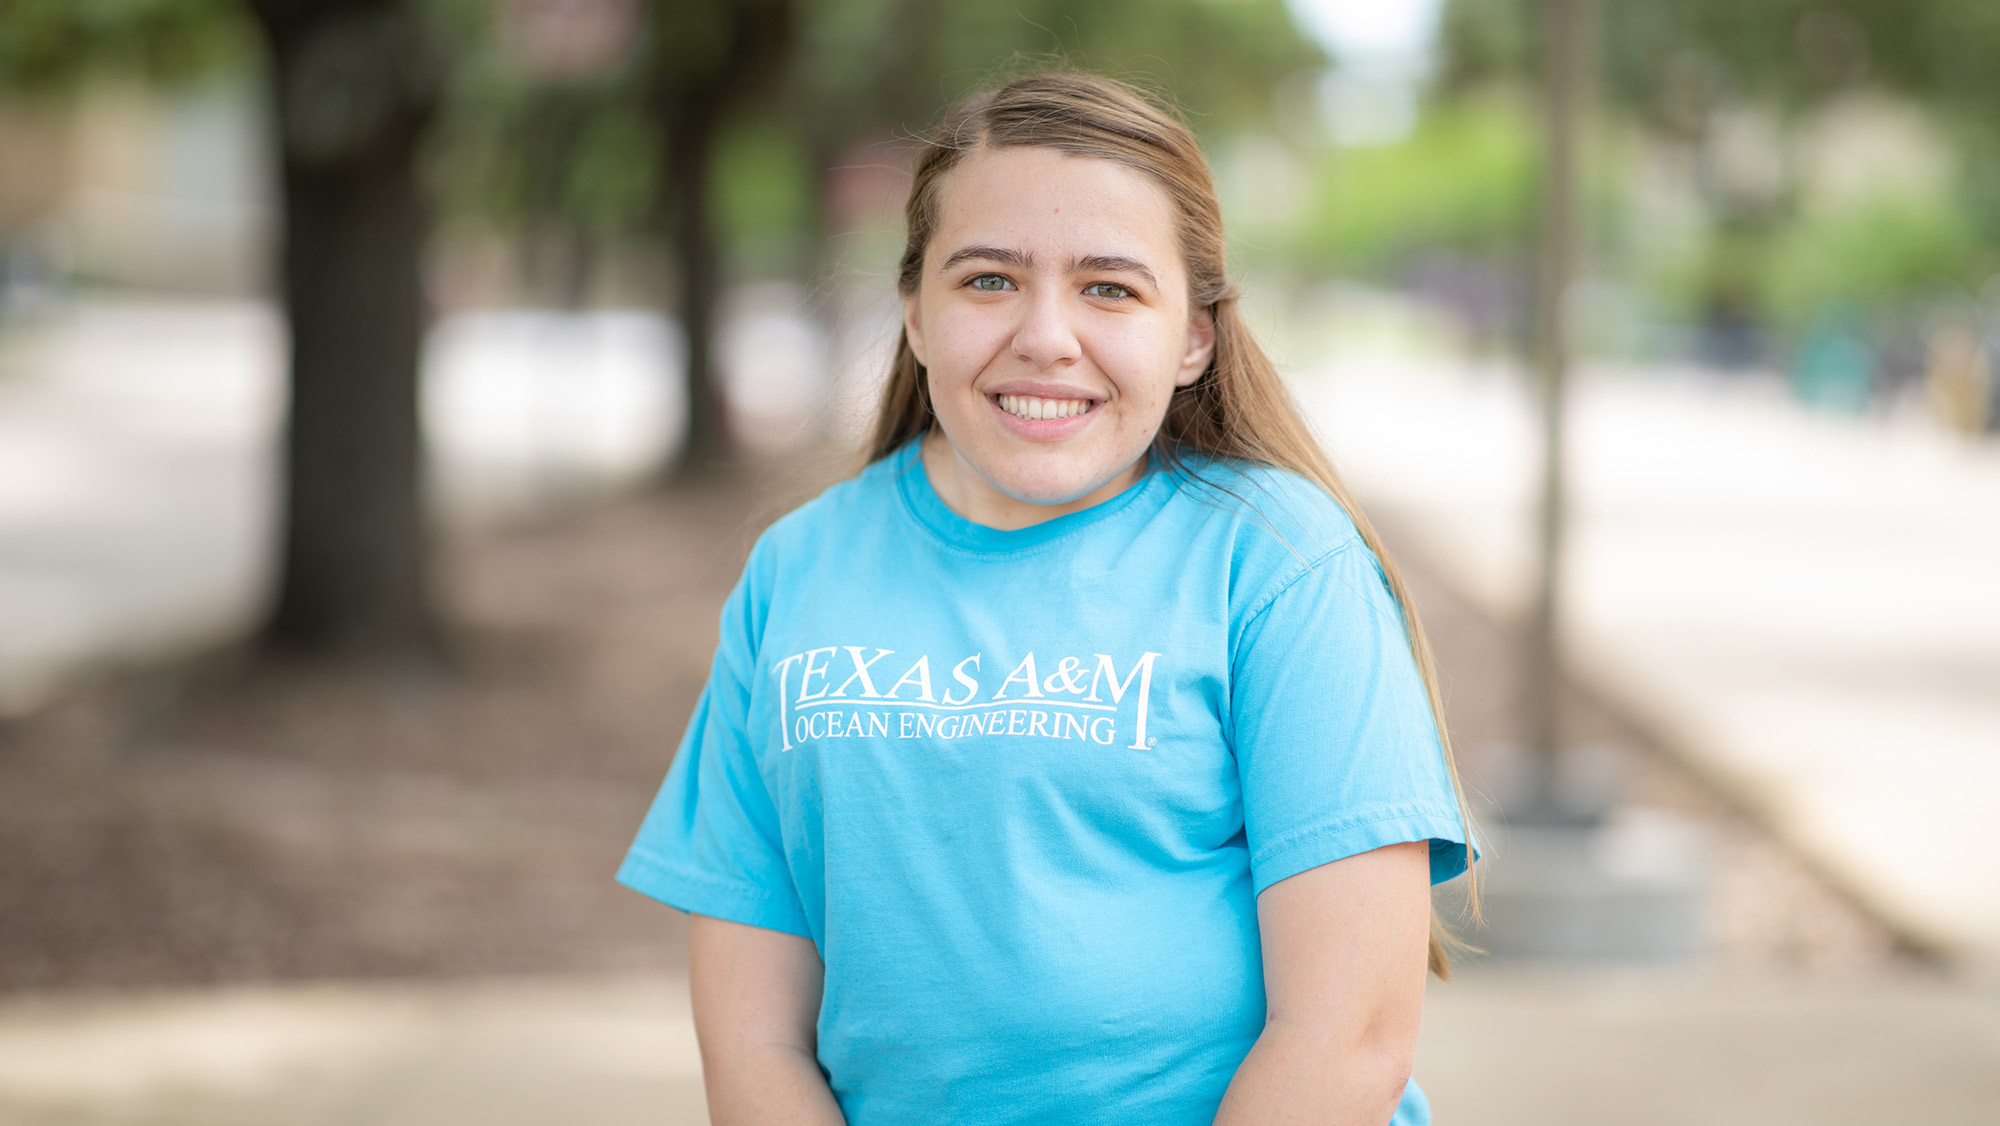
[1176,305,1216,387]
[903,292,927,367]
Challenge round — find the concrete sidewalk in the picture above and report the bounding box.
[1292,343,2000,966]
[2,971,1994,1126]
[0,977,708,1126]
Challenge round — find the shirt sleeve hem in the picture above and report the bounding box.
[616,849,813,939]
[1251,805,1472,894]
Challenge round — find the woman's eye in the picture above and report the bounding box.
[969,274,1013,292]
[1084,282,1131,300]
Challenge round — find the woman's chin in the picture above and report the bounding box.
[928,431,1147,524]
[991,462,1133,510]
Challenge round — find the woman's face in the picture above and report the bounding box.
[904,146,1214,530]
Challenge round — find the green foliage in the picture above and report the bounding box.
[428,0,657,253]
[564,104,656,234]
[652,0,749,88]
[712,116,810,245]
[1438,0,2000,336]
[1446,0,2000,143]
[1436,0,1529,96]
[1950,126,2000,249]
[1634,219,1755,326]
[432,0,1325,279]
[1764,196,1986,326]
[0,0,250,93]
[1624,0,2000,324]
[788,0,1323,158]
[436,75,656,238]
[1292,94,1537,276]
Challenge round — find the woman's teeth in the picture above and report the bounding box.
[997,394,1092,420]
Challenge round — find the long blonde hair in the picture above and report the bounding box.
[867,72,1478,977]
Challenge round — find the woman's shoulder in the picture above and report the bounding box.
[1166,455,1364,564]
[1160,454,1384,630]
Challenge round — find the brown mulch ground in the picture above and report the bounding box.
[0,456,1913,994]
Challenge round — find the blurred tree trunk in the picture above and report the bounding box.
[248,0,440,655]
[652,0,791,479]
[1519,0,1592,819]
[663,87,730,474]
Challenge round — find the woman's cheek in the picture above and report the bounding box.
[932,306,1005,372]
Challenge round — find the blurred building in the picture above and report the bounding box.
[0,78,269,299]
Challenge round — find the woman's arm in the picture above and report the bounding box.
[689,914,847,1125]
[1213,841,1432,1126]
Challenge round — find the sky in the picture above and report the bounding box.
[1285,0,1446,68]
[1284,0,1447,145]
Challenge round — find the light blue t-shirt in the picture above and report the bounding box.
[619,442,1469,1125]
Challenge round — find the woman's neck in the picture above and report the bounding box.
[918,430,1146,531]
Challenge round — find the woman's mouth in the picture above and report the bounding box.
[995,394,1095,421]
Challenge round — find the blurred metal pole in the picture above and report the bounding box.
[1521,0,1591,821]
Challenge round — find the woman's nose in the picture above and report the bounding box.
[1011,288,1082,369]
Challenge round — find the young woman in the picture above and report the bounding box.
[619,72,1476,1125]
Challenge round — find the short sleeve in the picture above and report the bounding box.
[616,566,812,938]
[1231,540,1471,894]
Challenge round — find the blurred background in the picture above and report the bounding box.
[1,0,1996,1123]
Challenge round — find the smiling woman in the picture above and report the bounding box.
[904,145,1215,526]
[619,72,1478,1126]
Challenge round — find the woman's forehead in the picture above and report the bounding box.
[927,147,1183,269]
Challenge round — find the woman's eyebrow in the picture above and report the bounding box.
[937,247,1158,290]
[1073,255,1157,289]
[939,245,1030,271]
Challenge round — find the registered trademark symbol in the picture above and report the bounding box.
[1148,737,1158,748]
